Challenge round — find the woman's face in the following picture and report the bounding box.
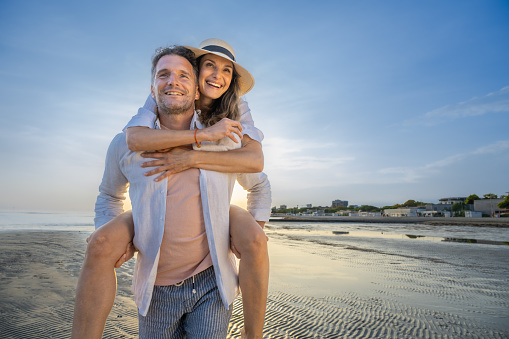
[198,53,234,101]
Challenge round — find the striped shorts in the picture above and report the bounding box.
[138,266,232,339]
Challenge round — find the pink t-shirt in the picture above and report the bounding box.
[154,167,213,286]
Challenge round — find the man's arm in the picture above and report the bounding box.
[94,133,130,229]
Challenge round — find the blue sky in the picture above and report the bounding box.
[0,0,508,212]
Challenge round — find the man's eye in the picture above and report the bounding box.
[159,74,168,78]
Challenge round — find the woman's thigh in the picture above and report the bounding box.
[88,211,135,259]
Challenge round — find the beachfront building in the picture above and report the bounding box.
[279,204,287,210]
[306,204,312,208]
[332,199,348,208]
[473,198,504,216]
[439,197,466,204]
[422,203,452,217]
[349,211,381,217]
[383,208,420,217]
[465,211,483,218]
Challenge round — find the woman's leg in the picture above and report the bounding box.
[71,211,135,339]
[229,205,269,339]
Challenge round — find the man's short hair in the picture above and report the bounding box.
[151,46,198,84]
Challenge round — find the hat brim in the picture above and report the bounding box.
[185,46,255,96]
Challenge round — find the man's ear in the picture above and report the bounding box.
[195,86,200,100]
[151,85,155,98]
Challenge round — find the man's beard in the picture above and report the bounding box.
[157,99,194,116]
[155,88,195,116]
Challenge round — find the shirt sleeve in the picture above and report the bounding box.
[239,99,264,144]
[236,172,272,222]
[123,94,158,131]
[94,133,130,229]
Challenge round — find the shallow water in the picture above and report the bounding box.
[266,220,509,243]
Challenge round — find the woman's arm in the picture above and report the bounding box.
[140,135,264,181]
[126,118,243,151]
[124,94,243,151]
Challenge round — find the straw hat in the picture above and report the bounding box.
[185,38,255,96]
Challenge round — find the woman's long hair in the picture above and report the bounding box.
[197,55,241,127]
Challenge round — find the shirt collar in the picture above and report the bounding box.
[155,109,201,131]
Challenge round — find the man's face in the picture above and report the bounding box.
[151,54,199,116]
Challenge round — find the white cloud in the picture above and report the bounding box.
[472,140,509,155]
[366,140,509,184]
[408,86,509,126]
[263,136,354,171]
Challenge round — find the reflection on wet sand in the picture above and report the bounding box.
[250,221,509,337]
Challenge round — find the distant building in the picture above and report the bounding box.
[439,197,466,205]
[279,204,287,210]
[474,199,504,216]
[384,208,420,217]
[465,211,483,218]
[349,211,380,217]
[332,199,348,208]
[306,204,312,208]
[423,203,453,216]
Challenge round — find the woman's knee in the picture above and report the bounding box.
[85,231,117,262]
[237,224,267,256]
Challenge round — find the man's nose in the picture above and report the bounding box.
[167,73,179,86]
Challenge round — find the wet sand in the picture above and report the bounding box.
[1,229,508,338]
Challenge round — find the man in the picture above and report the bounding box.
[94,46,270,337]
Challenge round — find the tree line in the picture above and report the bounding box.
[272,193,509,215]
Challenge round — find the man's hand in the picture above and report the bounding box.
[141,147,193,181]
[198,118,243,143]
[114,241,137,268]
[231,238,241,259]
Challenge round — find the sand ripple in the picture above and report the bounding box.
[228,291,508,338]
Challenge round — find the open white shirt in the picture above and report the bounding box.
[95,96,271,316]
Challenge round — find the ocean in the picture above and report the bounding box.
[0,210,95,232]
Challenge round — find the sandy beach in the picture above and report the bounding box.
[1,224,508,338]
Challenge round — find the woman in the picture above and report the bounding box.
[72,39,269,339]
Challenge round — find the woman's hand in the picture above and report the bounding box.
[141,147,194,181]
[197,118,243,143]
